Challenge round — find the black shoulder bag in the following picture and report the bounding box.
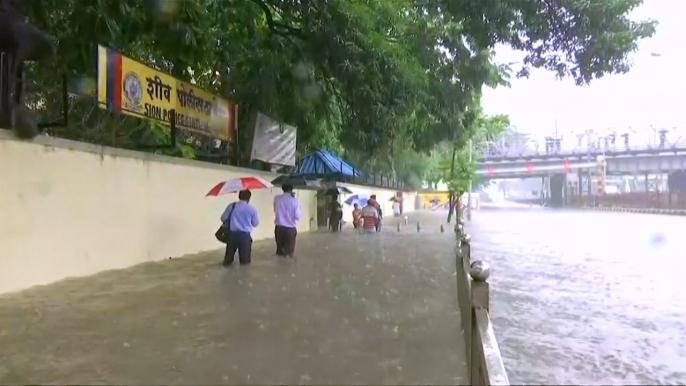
[215,203,236,244]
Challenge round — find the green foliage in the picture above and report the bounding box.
[23,0,655,176]
[427,112,512,194]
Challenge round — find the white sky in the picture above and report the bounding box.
[481,0,686,146]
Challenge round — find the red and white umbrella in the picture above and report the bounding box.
[206,176,273,197]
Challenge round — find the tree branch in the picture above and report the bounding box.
[247,0,305,39]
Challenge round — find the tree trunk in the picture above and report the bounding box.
[447,192,454,223]
[446,144,457,223]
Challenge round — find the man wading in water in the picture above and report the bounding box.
[369,194,382,231]
[361,198,379,233]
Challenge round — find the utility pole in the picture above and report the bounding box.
[467,138,473,221]
[447,143,457,223]
[554,119,558,139]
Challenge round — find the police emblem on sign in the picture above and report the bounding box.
[122,72,143,111]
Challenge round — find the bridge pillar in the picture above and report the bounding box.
[550,173,567,207]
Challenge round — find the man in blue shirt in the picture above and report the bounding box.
[221,189,260,266]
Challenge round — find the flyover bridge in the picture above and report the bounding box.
[476,141,686,179]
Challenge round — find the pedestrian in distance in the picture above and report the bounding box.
[274,184,302,258]
[361,198,379,233]
[370,194,382,231]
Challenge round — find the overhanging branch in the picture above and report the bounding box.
[247,0,305,39]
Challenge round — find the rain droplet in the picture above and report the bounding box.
[303,83,322,101]
[291,62,309,80]
[649,232,667,248]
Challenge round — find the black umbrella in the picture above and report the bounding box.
[324,186,353,195]
[271,174,326,190]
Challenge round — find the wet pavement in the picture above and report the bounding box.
[0,211,467,385]
[470,207,686,385]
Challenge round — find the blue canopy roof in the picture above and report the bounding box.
[294,148,363,178]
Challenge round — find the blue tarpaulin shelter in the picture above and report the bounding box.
[293,148,363,178]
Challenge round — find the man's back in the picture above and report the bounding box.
[274,193,301,228]
[223,201,259,233]
[361,205,378,231]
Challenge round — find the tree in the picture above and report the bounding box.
[435,0,657,85]
[423,110,511,221]
[21,0,655,173]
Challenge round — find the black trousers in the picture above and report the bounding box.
[329,217,341,232]
[224,231,252,265]
[274,225,297,256]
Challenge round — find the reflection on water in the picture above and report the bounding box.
[471,209,686,385]
[0,214,466,385]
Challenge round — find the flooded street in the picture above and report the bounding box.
[3,207,681,385]
[0,212,466,385]
[471,208,686,385]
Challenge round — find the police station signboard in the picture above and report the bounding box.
[96,45,236,142]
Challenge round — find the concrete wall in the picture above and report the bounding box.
[1,131,360,294]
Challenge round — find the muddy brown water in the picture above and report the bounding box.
[0,211,467,385]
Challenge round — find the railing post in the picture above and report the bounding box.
[469,261,491,385]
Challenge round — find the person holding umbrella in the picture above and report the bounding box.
[207,176,271,266]
[221,189,260,266]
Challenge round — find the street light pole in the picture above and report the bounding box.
[467,138,473,221]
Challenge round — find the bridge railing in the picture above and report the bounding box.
[479,140,686,161]
[455,223,509,386]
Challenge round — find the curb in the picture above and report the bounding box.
[579,206,686,216]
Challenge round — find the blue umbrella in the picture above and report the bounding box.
[344,194,369,207]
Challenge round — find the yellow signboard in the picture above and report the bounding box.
[96,45,236,141]
[419,192,450,209]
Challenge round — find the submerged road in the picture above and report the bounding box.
[470,207,686,385]
[0,212,466,385]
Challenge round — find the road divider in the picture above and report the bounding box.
[579,206,686,216]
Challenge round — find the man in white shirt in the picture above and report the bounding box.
[273,184,302,257]
[392,200,401,216]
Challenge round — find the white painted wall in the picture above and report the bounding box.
[0,131,417,294]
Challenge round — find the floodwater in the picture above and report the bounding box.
[470,207,686,385]
[0,212,467,385]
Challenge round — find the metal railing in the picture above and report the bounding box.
[479,140,686,162]
[302,172,408,191]
[455,223,509,386]
[350,173,406,190]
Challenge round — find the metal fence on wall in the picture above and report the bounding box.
[18,65,233,163]
[15,68,411,191]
